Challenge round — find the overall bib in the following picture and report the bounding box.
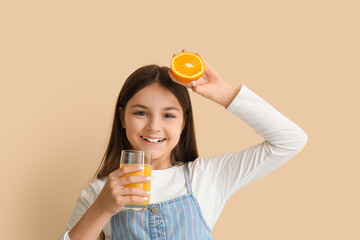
[111,164,213,240]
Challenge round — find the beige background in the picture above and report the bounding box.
[1,0,359,239]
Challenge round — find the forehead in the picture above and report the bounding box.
[127,83,183,111]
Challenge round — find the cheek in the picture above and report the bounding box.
[124,121,142,149]
[123,116,142,139]
[125,120,143,135]
[168,120,184,138]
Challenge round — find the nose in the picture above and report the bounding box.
[146,115,161,132]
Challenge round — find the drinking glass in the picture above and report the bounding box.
[120,150,151,212]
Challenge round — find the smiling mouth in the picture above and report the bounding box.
[141,136,166,143]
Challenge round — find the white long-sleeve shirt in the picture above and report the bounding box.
[59,84,308,240]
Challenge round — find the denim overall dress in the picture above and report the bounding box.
[111,164,213,240]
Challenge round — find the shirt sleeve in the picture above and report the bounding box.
[191,84,308,222]
[222,84,308,196]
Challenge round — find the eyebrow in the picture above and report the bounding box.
[130,104,180,111]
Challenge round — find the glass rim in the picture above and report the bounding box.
[120,150,152,165]
[121,150,151,154]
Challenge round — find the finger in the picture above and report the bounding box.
[190,82,205,96]
[122,195,149,204]
[168,70,192,88]
[182,49,187,53]
[110,165,143,179]
[120,187,151,197]
[190,81,199,92]
[120,175,151,186]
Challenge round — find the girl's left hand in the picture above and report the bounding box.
[168,49,240,108]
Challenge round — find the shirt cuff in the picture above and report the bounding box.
[226,84,247,113]
[59,231,70,240]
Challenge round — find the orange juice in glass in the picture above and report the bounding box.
[120,150,151,212]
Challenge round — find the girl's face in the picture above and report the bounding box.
[122,83,185,169]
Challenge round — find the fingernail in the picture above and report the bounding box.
[138,166,144,170]
[190,81,196,87]
[146,191,151,195]
[146,176,151,181]
[143,197,148,201]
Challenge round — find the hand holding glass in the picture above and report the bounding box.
[120,150,152,212]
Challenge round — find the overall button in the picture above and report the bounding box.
[151,206,159,214]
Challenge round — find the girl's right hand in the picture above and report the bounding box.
[92,165,151,217]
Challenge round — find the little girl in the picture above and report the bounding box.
[59,50,308,240]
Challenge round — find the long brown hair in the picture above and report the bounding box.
[95,65,198,179]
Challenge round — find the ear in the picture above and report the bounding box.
[119,107,126,128]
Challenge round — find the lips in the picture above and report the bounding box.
[141,136,166,143]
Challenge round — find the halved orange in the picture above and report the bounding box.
[170,52,205,83]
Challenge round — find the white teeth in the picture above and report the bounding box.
[142,136,165,143]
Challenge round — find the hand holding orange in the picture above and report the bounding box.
[170,51,205,83]
[169,50,239,108]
